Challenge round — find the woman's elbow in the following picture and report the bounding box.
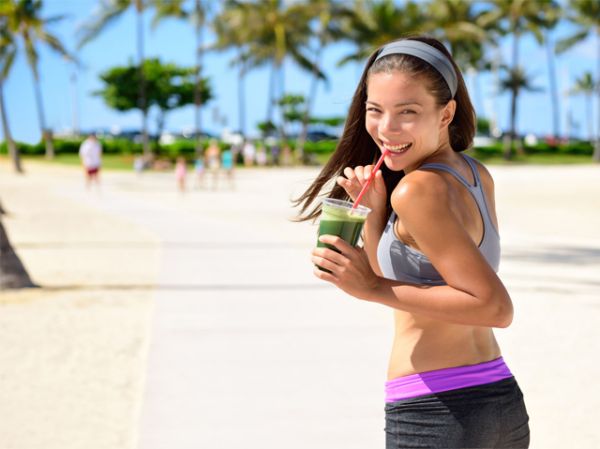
[490,294,514,328]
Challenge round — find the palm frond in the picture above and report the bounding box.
[0,47,16,80]
[38,30,73,60]
[23,31,39,80]
[150,0,189,30]
[556,30,589,54]
[77,4,129,49]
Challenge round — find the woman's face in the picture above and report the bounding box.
[365,70,454,172]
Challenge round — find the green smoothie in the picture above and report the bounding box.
[316,199,371,271]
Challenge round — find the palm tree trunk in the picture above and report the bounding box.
[297,42,324,162]
[135,0,150,157]
[472,69,485,119]
[194,0,204,157]
[545,33,560,140]
[266,62,276,128]
[238,59,246,136]
[594,30,600,162]
[586,95,593,141]
[277,62,287,143]
[0,217,37,289]
[0,81,22,173]
[31,70,54,159]
[156,110,165,142]
[504,29,520,160]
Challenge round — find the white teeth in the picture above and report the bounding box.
[383,142,411,152]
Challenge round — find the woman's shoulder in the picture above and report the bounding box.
[468,156,496,193]
[391,169,452,217]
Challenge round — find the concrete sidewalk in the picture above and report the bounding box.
[1,161,599,448]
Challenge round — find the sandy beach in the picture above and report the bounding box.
[1,158,599,448]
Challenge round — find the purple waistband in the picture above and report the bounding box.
[385,357,513,403]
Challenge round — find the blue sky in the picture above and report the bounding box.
[2,0,598,144]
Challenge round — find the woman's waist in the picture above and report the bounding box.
[385,356,513,403]
[387,322,501,380]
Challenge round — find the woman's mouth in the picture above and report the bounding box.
[382,142,412,155]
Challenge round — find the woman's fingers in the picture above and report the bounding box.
[311,255,339,273]
[312,246,348,266]
[313,266,337,283]
[363,165,373,182]
[354,166,365,183]
[317,235,355,256]
[343,166,355,180]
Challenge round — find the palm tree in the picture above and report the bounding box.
[425,0,501,117]
[212,2,251,136]
[557,0,600,161]
[570,72,597,142]
[78,0,151,157]
[295,0,345,159]
[0,200,37,289]
[484,0,556,159]
[539,2,564,141]
[0,15,22,173]
[337,0,428,66]
[425,0,494,69]
[152,0,211,155]
[1,0,72,159]
[216,1,314,140]
[498,66,543,159]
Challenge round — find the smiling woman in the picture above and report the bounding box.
[295,36,530,449]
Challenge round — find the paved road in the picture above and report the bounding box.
[89,164,600,449]
[4,162,600,448]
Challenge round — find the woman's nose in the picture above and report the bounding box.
[379,113,400,133]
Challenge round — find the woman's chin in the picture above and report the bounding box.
[384,153,407,172]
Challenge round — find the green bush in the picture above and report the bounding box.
[303,140,338,154]
[0,141,45,155]
[101,138,143,155]
[1,136,593,159]
[470,141,593,157]
[158,139,199,159]
[556,141,593,155]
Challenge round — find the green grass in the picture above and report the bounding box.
[315,151,595,166]
[468,151,594,165]
[3,151,595,173]
[20,154,137,171]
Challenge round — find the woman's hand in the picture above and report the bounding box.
[336,165,387,213]
[312,235,381,300]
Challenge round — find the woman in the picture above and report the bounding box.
[205,139,221,190]
[295,36,530,448]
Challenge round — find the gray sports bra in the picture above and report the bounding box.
[376,154,500,285]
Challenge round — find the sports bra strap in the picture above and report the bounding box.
[419,154,478,189]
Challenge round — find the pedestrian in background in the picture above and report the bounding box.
[242,139,256,167]
[205,139,221,190]
[78,133,103,190]
[221,146,235,190]
[175,156,187,194]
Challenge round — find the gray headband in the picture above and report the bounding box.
[375,40,458,97]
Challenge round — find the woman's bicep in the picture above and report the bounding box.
[393,179,502,299]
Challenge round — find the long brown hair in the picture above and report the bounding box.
[293,35,476,222]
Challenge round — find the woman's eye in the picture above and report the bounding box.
[401,110,416,115]
[366,107,380,113]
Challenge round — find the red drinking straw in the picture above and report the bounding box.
[351,150,390,211]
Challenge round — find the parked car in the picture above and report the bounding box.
[473,134,497,147]
[306,130,338,142]
[111,129,158,143]
[221,129,244,146]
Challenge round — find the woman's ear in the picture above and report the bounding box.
[440,99,457,128]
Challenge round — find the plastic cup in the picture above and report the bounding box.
[316,199,371,271]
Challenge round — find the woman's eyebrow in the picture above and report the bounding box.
[365,100,421,107]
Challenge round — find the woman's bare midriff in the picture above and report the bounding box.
[387,309,502,380]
